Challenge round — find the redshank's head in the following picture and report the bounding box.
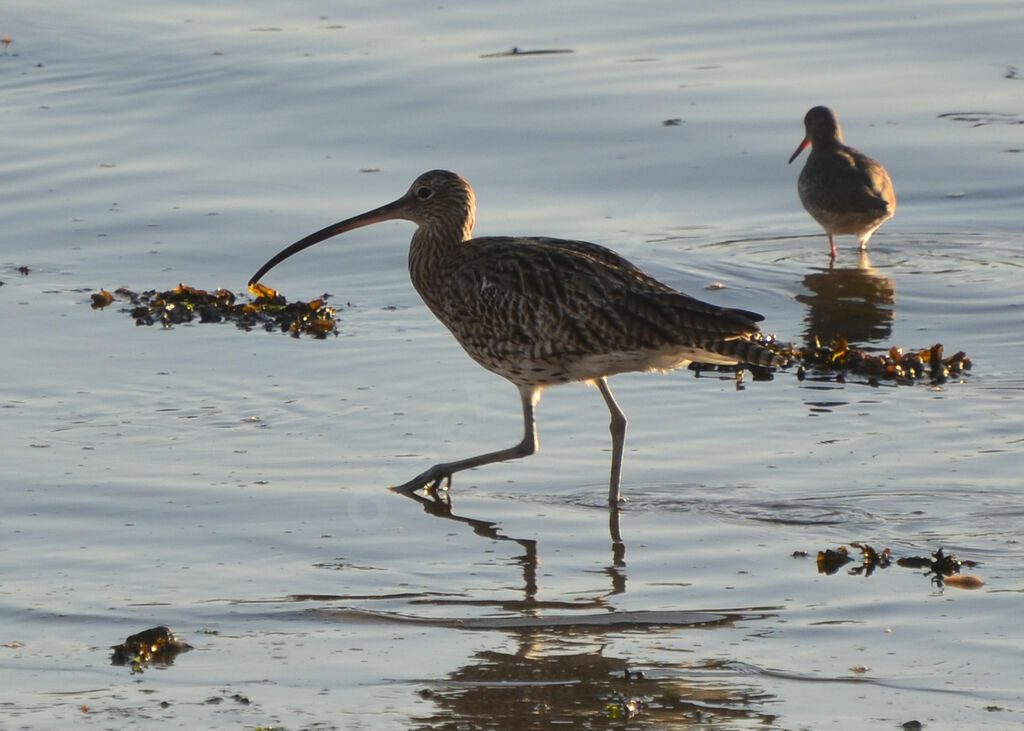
[248,170,477,286]
[788,106,842,164]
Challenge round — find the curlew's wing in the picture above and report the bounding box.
[429,236,774,379]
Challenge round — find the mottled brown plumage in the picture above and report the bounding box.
[249,170,783,507]
[789,106,896,259]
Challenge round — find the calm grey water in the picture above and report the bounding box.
[2,1,1023,728]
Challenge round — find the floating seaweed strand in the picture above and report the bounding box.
[91,286,971,387]
[92,283,339,338]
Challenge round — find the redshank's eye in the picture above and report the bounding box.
[416,186,433,200]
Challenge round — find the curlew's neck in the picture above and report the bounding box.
[407,187,476,310]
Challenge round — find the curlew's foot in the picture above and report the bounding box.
[390,466,452,497]
[423,474,452,499]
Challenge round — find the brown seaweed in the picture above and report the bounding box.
[94,283,339,338]
[787,337,971,386]
[809,545,982,588]
[110,626,192,673]
[92,287,972,386]
[695,333,971,387]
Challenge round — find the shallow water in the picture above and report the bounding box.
[2,1,1023,728]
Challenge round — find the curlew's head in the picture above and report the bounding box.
[248,169,477,286]
[788,106,843,164]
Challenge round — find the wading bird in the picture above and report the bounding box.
[249,170,783,508]
[789,106,896,259]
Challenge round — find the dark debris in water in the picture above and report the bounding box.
[110,625,192,673]
[480,47,574,58]
[92,282,340,338]
[91,287,972,387]
[0,264,32,284]
[605,695,644,721]
[803,545,982,588]
[203,692,251,706]
[787,337,971,387]
[938,110,1024,127]
[693,334,970,388]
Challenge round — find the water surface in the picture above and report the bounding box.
[2,1,1023,728]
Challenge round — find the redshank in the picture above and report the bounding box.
[789,106,896,259]
[249,170,784,508]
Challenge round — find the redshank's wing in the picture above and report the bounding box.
[805,147,894,215]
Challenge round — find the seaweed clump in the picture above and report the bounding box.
[801,544,982,588]
[110,626,192,673]
[92,283,339,338]
[790,336,971,386]
[691,333,971,388]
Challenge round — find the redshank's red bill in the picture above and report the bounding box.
[788,106,896,259]
[249,170,785,509]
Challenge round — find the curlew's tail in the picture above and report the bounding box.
[698,336,788,369]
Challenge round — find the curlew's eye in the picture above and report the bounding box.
[416,186,433,200]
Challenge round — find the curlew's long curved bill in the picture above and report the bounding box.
[248,194,408,286]
[787,137,811,164]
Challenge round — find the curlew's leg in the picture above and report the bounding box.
[595,377,627,508]
[391,385,540,495]
[828,234,838,260]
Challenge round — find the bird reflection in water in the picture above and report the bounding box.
[409,619,777,728]
[389,489,777,725]
[394,487,628,603]
[390,482,777,727]
[796,251,895,347]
